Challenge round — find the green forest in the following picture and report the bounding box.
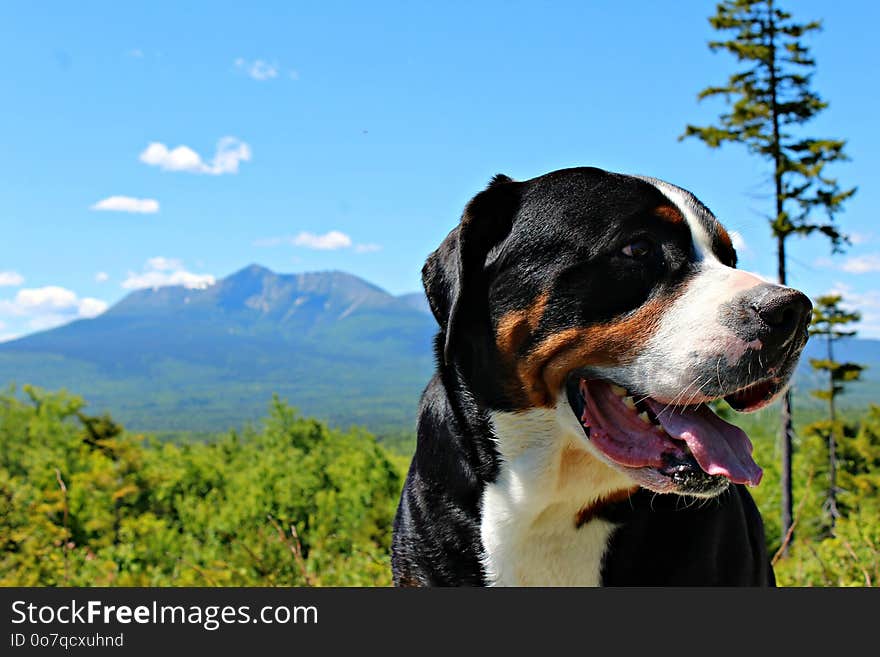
[1,386,404,587]
[2,383,878,587]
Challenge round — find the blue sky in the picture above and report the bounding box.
[1,0,879,340]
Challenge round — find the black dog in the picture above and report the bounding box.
[392,167,811,586]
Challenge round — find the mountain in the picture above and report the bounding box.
[396,291,432,315]
[0,265,438,434]
[0,265,876,437]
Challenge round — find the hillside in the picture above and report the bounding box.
[0,265,437,434]
[0,265,876,436]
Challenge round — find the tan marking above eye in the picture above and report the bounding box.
[654,204,685,224]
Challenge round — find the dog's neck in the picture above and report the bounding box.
[480,401,637,586]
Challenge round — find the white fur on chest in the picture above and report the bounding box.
[480,400,635,586]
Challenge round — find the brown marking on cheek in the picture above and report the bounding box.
[494,292,549,362]
[654,204,684,224]
[516,297,666,407]
[575,486,639,529]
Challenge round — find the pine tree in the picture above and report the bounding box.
[681,0,856,551]
[807,294,863,535]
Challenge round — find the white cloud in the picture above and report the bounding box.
[827,282,880,338]
[828,283,880,308]
[122,258,215,291]
[849,232,871,245]
[0,271,24,286]
[139,137,251,175]
[234,58,279,81]
[140,143,201,171]
[122,271,215,290]
[0,286,108,332]
[78,298,109,318]
[814,252,880,275]
[292,231,352,250]
[209,137,252,175]
[255,231,380,253]
[15,286,78,311]
[91,196,159,214]
[0,333,21,343]
[95,271,109,283]
[840,253,880,274]
[127,48,144,58]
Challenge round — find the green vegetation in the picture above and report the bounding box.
[750,403,880,586]
[3,381,876,587]
[805,295,864,533]
[745,292,880,586]
[1,386,402,586]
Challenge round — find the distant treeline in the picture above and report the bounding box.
[1,385,878,586]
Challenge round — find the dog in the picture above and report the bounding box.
[391,167,811,586]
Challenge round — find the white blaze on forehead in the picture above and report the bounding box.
[635,176,719,263]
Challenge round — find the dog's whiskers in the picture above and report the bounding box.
[684,375,711,408]
[659,378,698,415]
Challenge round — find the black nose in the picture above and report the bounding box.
[750,285,812,350]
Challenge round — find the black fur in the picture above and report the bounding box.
[599,487,775,585]
[392,167,779,586]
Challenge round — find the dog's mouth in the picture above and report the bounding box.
[565,376,774,495]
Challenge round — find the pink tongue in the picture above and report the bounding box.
[645,400,763,486]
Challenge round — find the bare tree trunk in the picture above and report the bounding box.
[780,392,795,553]
[777,239,795,554]
[768,0,795,555]
[827,332,839,535]
[777,232,794,552]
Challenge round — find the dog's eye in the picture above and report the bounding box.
[621,239,653,258]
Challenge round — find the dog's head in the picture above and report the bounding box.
[424,167,811,497]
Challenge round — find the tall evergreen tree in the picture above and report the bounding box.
[681,0,856,551]
[807,294,863,535]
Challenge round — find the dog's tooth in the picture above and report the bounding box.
[610,384,627,397]
[638,411,651,424]
[622,396,636,410]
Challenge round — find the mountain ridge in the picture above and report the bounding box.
[0,265,876,434]
[0,265,437,433]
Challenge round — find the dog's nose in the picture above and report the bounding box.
[750,285,812,350]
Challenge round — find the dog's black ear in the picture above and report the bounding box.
[422,174,522,365]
